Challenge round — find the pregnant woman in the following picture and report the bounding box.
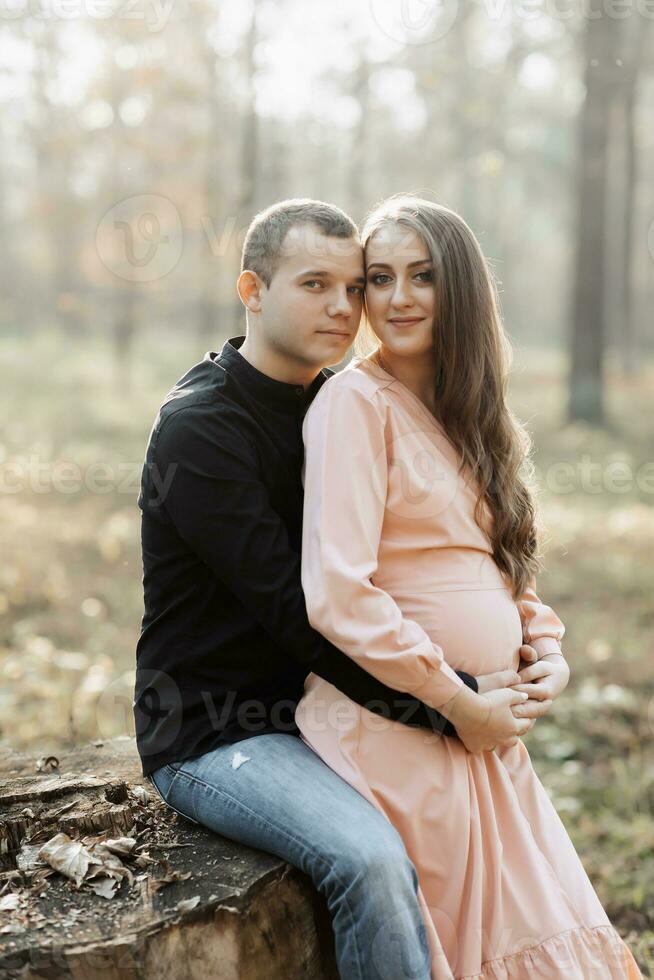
[295,196,641,979]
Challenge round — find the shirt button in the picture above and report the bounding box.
[295,387,304,396]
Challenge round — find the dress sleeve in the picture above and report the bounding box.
[301,377,464,710]
[517,579,565,658]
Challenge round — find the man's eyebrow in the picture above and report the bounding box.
[296,269,365,283]
[366,259,433,270]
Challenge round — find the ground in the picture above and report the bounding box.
[1,330,652,974]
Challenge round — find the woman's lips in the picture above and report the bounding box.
[388,317,423,327]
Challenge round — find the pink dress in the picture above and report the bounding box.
[295,355,641,980]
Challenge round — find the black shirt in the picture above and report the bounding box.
[134,336,477,776]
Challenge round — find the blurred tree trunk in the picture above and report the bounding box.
[451,1,479,231]
[568,16,619,425]
[610,22,647,375]
[107,48,137,389]
[232,6,260,330]
[347,51,370,221]
[114,287,138,388]
[30,23,75,332]
[199,32,224,346]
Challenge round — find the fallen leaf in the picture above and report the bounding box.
[0,893,21,911]
[16,844,47,873]
[130,786,151,805]
[87,877,119,899]
[176,896,201,912]
[102,837,138,858]
[38,833,95,887]
[35,756,59,772]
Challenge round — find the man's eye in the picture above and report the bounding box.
[347,285,364,295]
[368,273,392,285]
[303,280,323,288]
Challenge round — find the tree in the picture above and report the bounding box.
[568,14,620,425]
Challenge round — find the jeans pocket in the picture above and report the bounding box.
[149,766,201,827]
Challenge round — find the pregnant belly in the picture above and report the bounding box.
[395,587,523,676]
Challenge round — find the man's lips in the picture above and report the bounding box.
[317,330,351,338]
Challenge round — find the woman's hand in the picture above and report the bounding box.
[497,650,569,746]
[473,646,542,737]
[511,653,570,706]
[475,668,522,695]
[439,684,533,754]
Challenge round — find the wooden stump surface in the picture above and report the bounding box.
[0,737,338,980]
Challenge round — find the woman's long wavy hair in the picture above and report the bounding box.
[358,195,541,599]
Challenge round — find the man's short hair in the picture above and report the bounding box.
[241,198,358,287]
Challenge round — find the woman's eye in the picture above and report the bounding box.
[415,271,433,282]
[368,273,392,285]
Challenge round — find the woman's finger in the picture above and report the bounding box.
[517,662,552,684]
[519,644,538,664]
[513,698,553,717]
[512,682,552,701]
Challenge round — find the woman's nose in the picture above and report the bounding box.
[391,280,412,308]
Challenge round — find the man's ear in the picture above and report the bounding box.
[237,270,265,313]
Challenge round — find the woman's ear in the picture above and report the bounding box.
[237,270,264,313]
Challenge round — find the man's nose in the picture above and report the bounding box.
[328,287,354,316]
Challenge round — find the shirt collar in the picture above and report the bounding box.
[206,335,329,413]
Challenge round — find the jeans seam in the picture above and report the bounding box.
[170,765,366,979]
[149,769,201,825]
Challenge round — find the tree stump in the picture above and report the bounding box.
[0,737,338,979]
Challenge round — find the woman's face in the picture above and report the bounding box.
[364,223,436,358]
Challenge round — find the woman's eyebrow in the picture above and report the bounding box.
[366,259,432,270]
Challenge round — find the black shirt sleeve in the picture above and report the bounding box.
[154,407,477,737]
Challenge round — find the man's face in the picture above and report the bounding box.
[259,224,364,369]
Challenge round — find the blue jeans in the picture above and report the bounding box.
[149,733,431,980]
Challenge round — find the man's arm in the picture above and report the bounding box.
[152,406,475,736]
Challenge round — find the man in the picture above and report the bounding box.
[134,199,551,980]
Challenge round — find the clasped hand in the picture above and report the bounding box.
[457,645,570,754]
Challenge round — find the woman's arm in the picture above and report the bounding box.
[302,376,465,709]
[517,580,565,659]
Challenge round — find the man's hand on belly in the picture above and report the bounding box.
[474,644,538,696]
